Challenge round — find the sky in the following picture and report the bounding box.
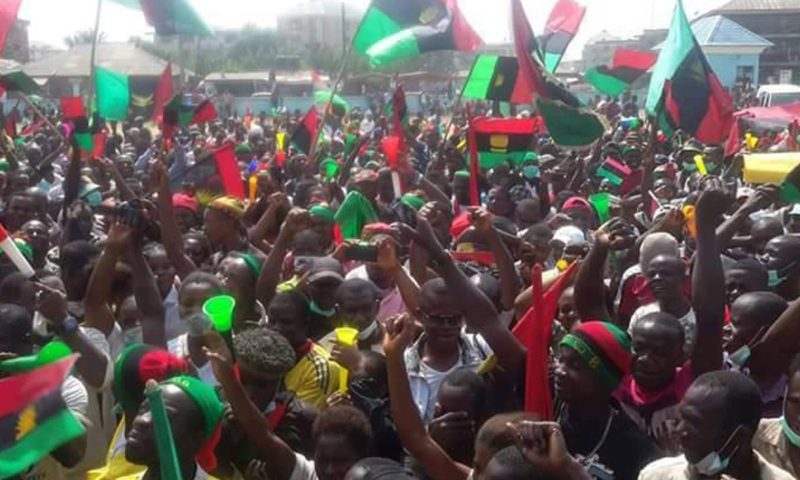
[20,0,731,60]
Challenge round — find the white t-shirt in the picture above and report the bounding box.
[289,453,318,480]
[417,358,464,416]
[628,303,696,354]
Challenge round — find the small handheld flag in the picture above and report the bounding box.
[0,223,34,278]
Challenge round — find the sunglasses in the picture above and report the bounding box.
[420,311,462,326]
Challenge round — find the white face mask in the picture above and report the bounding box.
[183,312,212,337]
[123,326,143,346]
[691,426,740,477]
[357,320,379,341]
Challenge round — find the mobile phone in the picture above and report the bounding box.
[344,243,379,262]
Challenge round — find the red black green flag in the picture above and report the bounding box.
[0,355,85,478]
[3,108,17,139]
[109,0,212,37]
[468,116,537,204]
[511,0,605,148]
[646,0,733,144]
[290,106,319,156]
[462,55,532,104]
[162,95,217,139]
[585,49,658,97]
[538,0,586,73]
[353,0,483,66]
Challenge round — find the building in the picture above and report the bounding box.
[705,0,800,84]
[681,15,772,88]
[22,43,185,117]
[276,0,362,53]
[2,18,30,63]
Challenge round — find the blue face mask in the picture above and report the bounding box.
[781,416,800,448]
[768,262,797,288]
[691,426,741,476]
[522,165,540,180]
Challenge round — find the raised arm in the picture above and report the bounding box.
[62,135,82,223]
[384,314,470,480]
[471,208,522,311]
[691,184,726,375]
[36,282,110,390]
[152,161,196,279]
[715,185,778,249]
[575,237,611,323]
[204,330,298,480]
[127,236,167,349]
[404,218,526,373]
[83,223,127,336]
[98,157,137,202]
[255,208,309,307]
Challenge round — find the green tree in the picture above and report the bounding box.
[64,30,104,48]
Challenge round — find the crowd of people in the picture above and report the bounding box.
[1,89,800,480]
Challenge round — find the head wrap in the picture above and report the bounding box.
[361,222,394,242]
[560,322,632,389]
[400,194,425,211]
[309,203,336,223]
[161,375,224,472]
[639,232,679,273]
[236,252,262,278]
[172,193,199,214]
[552,225,586,248]
[208,196,245,220]
[561,196,592,212]
[235,143,253,156]
[113,344,189,414]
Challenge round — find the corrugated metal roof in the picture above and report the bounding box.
[22,43,186,78]
[715,0,800,11]
[692,15,773,46]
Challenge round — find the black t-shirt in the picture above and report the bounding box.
[559,407,662,480]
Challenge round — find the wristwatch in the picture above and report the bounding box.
[53,316,79,338]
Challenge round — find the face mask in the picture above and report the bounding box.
[522,165,539,180]
[184,312,212,337]
[768,262,797,288]
[727,325,766,369]
[123,326,143,346]
[357,320,379,341]
[84,190,103,207]
[727,345,751,369]
[781,417,800,448]
[691,426,741,477]
[309,300,335,318]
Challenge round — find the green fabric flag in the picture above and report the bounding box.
[589,192,612,224]
[314,90,350,117]
[536,99,606,148]
[95,66,130,121]
[353,0,482,66]
[335,191,378,239]
[144,384,182,480]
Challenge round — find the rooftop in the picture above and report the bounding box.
[712,0,800,12]
[691,15,773,46]
[654,15,772,49]
[22,42,186,78]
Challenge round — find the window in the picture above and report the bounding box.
[780,69,793,84]
[736,65,754,83]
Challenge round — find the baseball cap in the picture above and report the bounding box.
[305,257,345,284]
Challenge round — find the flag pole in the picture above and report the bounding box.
[87,0,103,113]
[438,62,471,161]
[312,11,368,165]
[19,92,65,141]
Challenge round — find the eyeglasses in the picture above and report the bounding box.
[420,312,462,326]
